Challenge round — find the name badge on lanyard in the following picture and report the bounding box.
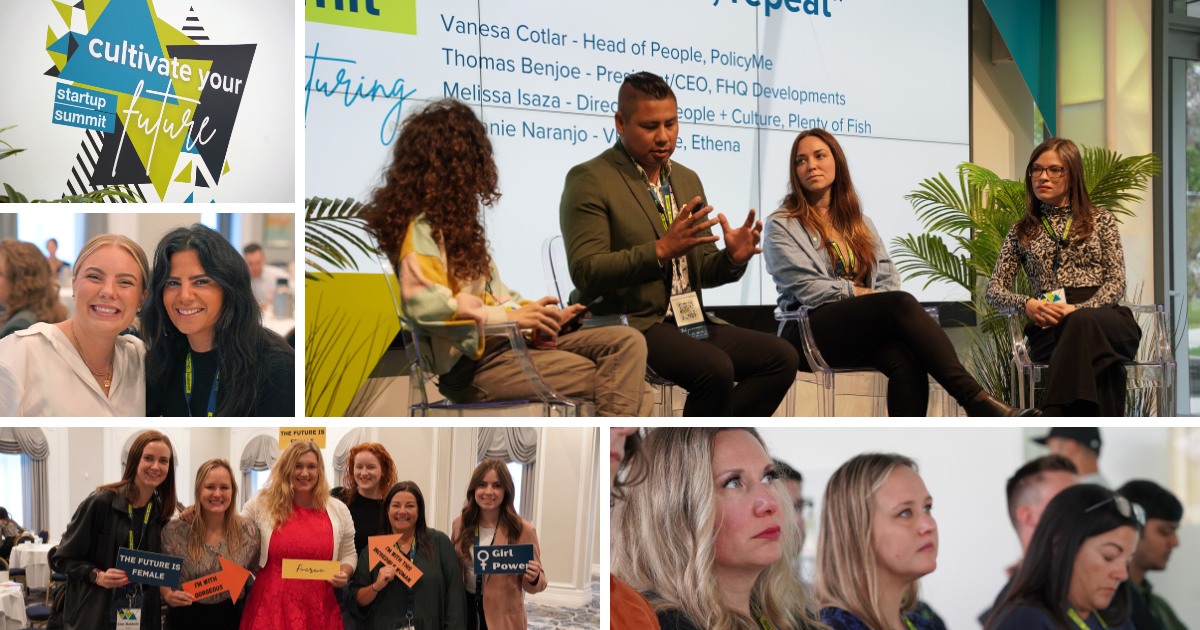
[651,168,709,340]
[113,600,142,630]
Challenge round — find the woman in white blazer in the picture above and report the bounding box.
[238,439,356,629]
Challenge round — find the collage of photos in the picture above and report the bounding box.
[1,0,1200,628]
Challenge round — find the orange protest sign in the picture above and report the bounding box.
[180,556,251,604]
[367,534,423,588]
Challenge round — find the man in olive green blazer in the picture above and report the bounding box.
[559,72,798,417]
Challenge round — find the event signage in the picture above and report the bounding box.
[367,534,424,587]
[116,548,182,588]
[180,556,251,603]
[282,559,342,580]
[473,544,534,575]
[278,427,327,449]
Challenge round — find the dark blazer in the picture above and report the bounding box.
[50,489,165,630]
[349,529,467,630]
[560,142,747,331]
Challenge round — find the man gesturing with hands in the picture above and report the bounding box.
[560,72,799,417]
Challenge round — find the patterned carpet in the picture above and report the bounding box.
[527,573,599,630]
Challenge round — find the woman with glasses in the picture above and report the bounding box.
[985,484,1141,630]
[985,138,1141,416]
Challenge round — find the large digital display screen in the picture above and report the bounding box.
[305,0,969,304]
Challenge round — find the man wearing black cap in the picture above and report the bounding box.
[1120,480,1188,630]
[1033,427,1108,487]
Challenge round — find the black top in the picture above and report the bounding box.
[50,489,165,630]
[149,343,294,417]
[656,609,702,630]
[348,529,467,630]
[332,487,384,555]
[988,605,1135,630]
[980,573,1014,626]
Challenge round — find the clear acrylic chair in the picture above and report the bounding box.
[543,235,676,416]
[374,245,591,417]
[1000,302,1176,417]
[775,305,958,417]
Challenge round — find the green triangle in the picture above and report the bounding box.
[52,0,72,28]
[84,0,109,31]
[45,25,56,50]
[174,160,193,183]
[222,160,230,176]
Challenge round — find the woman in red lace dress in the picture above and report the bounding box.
[239,440,358,629]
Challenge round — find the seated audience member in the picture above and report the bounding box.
[560,72,799,417]
[1119,480,1188,630]
[0,507,27,561]
[349,481,466,630]
[985,138,1140,417]
[142,224,295,417]
[0,234,149,416]
[365,98,649,416]
[159,458,260,629]
[612,428,824,630]
[815,453,940,630]
[979,455,1079,624]
[1034,427,1109,487]
[762,129,1033,417]
[609,427,660,630]
[986,484,1141,630]
[244,243,291,307]
[0,239,66,338]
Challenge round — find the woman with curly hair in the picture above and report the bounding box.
[612,428,827,630]
[0,239,66,338]
[365,98,649,416]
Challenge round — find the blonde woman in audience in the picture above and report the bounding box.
[238,439,357,629]
[612,428,826,630]
[0,234,148,416]
[160,459,261,629]
[815,453,939,630]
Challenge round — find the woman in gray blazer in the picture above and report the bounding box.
[762,129,1036,417]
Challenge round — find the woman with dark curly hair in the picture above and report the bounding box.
[142,224,294,416]
[0,239,67,338]
[366,98,649,416]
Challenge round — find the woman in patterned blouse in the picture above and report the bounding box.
[160,458,260,630]
[985,138,1142,416]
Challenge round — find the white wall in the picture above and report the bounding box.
[757,427,1197,630]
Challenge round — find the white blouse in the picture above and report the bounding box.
[0,322,146,417]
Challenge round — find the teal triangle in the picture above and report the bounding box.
[209,199,215,203]
[57,0,173,104]
[184,191,194,203]
[48,32,71,55]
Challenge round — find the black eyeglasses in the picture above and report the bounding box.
[1085,494,1145,528]
[1029,165,1066,179]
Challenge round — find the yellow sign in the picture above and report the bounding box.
[281,559,342,580]
[279,428,327,449]
[305,0,417,35]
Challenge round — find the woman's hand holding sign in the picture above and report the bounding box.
[372,566,396,592]
[94,568,129,588]
[523,559,542,585]
[328,564,353,588]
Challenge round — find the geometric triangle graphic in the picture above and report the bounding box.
[222,159,229,175]
[48,32,71,55]
[53,0,73,28]
[67,33,80,59]
[49,50,68,71]
[184,191,194,203]
[44,65,61,77]
[74,0,84,7]
[174,160,192,183]
[84,0,109,31]
[195,168,208,188]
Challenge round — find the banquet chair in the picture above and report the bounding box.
[12,534,35,546]
[35,531,47,545]
[775,305,958,417]
[26,601,51,627]
[45,547,66,605]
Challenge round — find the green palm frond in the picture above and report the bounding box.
[903,172,979,235]
[1081,146,1160,218]
[890,233,974,292]
[304,197,377,281]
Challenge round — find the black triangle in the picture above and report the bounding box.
[44,65,60,77]
[74,0,83,7]
[195,169,209,188]
[67,33,79,59]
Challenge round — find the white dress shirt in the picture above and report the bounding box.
[0,322,145,417]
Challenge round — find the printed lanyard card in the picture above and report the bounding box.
[670,291,709,340]
[1040,288,1067,304]
[111,591,143,630]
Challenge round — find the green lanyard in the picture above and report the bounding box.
[184,352,219,417]
[1039,213,1073,246]
[1068,608,1107,630]
[127,503,151,550]
[648,166,674,232]
[748,599,775,630]
[829,240,855,279]
[903,616,919,630]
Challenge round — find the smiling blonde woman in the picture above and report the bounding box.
[0,234,148,416]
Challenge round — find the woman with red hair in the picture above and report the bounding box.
[332,442,398,554]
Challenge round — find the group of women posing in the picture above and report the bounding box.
[53,430,546,630]
[610,427,1143,630]
[0,225,294,416]
[376,95,1135,416]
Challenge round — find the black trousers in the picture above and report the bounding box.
[780,291,984,417]
[1026,304,1141,416]
[643,320,799,417]
[465,588,488,630]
